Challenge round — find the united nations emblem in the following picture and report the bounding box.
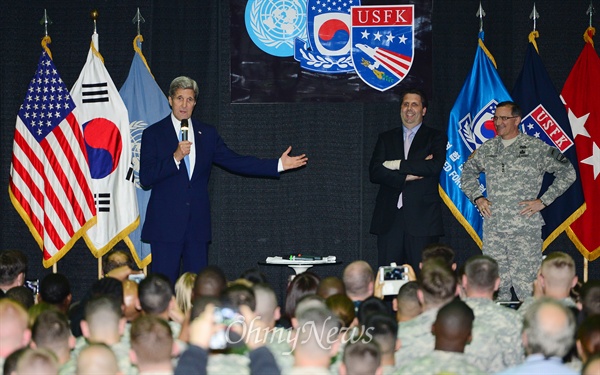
[245,0,307,57]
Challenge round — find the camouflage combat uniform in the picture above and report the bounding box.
[464,297,525,372]
[394,350,485,374]
[461,133,575,300]
[395,307,438,366]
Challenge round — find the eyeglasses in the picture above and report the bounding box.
[492,115,519,122]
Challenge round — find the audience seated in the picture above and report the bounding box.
[39,273,72,314]
[76,343,120,375]
[0,250,28,293]
[395,259,458,366]
[326,293,357,329]
[130,314,176,374]
[122,279,141,323]
[138,273,184,339]
[393,281,421,322]
[364,313,400,374]
[193,265,227,299]
[317,276,346,299]
[175,272,196,316]
[498,297,577,375]
[461,255,525,372]
[395,299,484,374]
[12,347,58,375]
[30,309,75,373]
[280,271,320,328]
[340,339,382,375]
[5,286,35,310]
[0,299,30,369]
[343,261,374,312]
[577,315,600,365]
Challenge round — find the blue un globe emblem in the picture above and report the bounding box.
[245,0,307,57]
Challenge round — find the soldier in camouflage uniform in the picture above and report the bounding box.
[461,255,525,372]
[461,101,576,301]
[395,261,457,366]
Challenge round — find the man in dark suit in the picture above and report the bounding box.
[369,89,446,271]
[139,76,307,284]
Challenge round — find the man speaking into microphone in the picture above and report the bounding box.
[140,76,308,284]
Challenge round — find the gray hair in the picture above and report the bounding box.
[523,297,575,358]
[169,76,199,99]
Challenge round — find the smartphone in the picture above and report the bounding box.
[209,306,240,350]
[379,266,409,282]
[128,273,146,284]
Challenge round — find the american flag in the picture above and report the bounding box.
[9,43,96,267]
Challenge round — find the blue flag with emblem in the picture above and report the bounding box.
[511,32,585,251]
[119,36,171,268]
[439,31,512,248]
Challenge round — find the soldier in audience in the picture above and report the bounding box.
[393,281,421,322]
[0,299,30,369]
[39,273,72,314]
[76,343,120,375]
[461,255,525,372]
[395,299,484,374]
[5,286,35,310]
[340,339,382,375]
[193,265,227,299]
[0,250,28,293]
[576,315,600,367]
[30,309,76,374]
[130,315,176,374]
[364,313,400,374]
[395,259,458,365]
[498,298,577,375]
[317,276,346,299]
[139,273,184,338]
[12,347,58,375]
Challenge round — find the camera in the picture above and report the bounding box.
[209,306,241,350]
[378,265,409,296]
[128,273,146,284]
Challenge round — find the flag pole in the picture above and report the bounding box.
[476,2,486,32]
[41,9,56,275]
[584,0,593,284]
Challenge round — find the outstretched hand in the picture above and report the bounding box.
[280,146,308,171]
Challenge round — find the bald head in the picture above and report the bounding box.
[343,261,374,301]
[523,298,576,358]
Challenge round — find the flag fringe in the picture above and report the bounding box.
[542,202,586,251]
[83,216,140,259]
[566,226,600,262]
[478,37,497,69]
[9,187,98,268]
[132,35,154,78]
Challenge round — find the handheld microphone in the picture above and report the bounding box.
[181,119,189,141]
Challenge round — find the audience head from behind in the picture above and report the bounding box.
[326,293,356,329]
[122,279,141,322]
[292,305,342,368]
[340,339,382,375]
[578,279,600,318]
[0,249,28,292]
[39,273,72,313]
[130,315,175,374]
[239,267,268,285]
[11,347,58,375]
[76,343,120,375]
[174,272,196,315]
[343,261,374,303]
[576,314,600,363]
[5,286,35,310]
[364,312,400,367]
[394,281,421,322]
[102,247,136,276]
[0,298,30,360]
[252,282,281,329]
[317,276,346,299]
[138,273,174,317]
[31,309,74,366]
[357,296,389,326]
[462,255,500,298]
[522,297,576,359]
[81,295,125,346]
[193,265,227,299]
[284,271,320,321]
[432,298,474,353]
[222,283,256,311]
[538,251,578,299]
[418,259,458,310]
[421,243,456,271]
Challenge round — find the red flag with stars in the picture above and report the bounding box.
[561,27,600,261]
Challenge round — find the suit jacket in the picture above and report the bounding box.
[369,124,447,236]
[139,115,279,243]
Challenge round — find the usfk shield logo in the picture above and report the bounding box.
[351,5,414,91]
[294,0,358,73]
